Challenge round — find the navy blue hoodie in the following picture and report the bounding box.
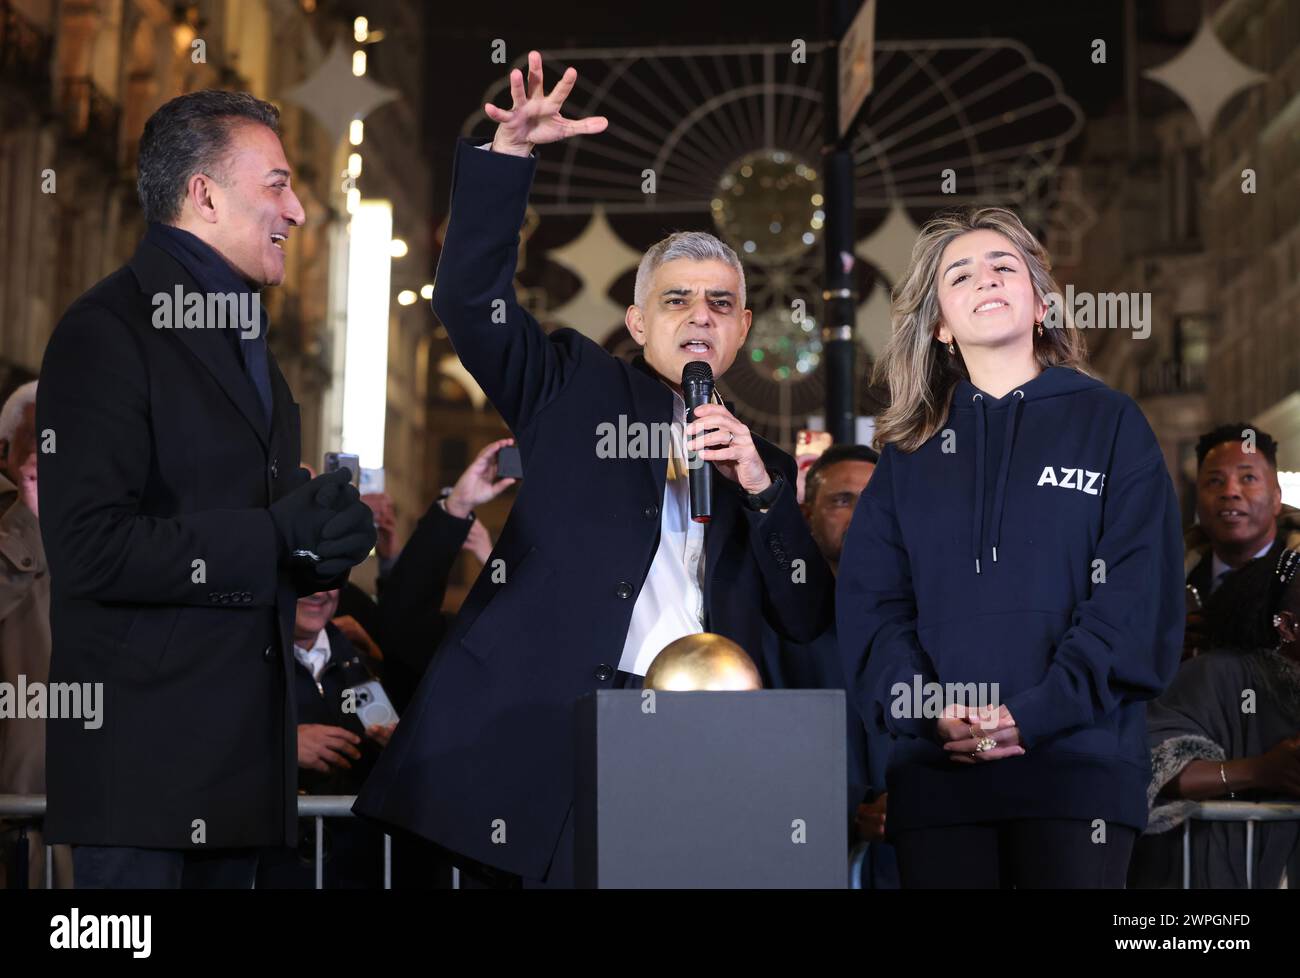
[837,366,1183,832]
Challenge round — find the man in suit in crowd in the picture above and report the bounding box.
[1183,423,1300,656]
[38,91,375,888]
[355,52,834,887]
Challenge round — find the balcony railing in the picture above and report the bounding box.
[58,76,121,163]
[0,0,52,98]
[1138,358,1207,399]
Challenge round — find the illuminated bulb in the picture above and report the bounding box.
[349,119,364,145]
[419,284,434,300]
[352,50,367,76]
[347,153,362,178]
[354,17,369,42]
[397,290,417,306]
[389,238,408,258]
[346,187,360,214]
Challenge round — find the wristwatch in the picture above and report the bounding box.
[742,471,784,512]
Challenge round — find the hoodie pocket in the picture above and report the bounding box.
[918,609,1066,702]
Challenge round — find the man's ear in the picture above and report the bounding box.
[739,307,752,341]
[625,304,647,348]
[186,172,222,225]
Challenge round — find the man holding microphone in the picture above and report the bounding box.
[356,52,833,887]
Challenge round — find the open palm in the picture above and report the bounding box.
[485,49,609,157]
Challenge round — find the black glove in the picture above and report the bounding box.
[269,467,357,563]
[312,497,379,578]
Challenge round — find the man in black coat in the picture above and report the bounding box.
[354,53,834,886]
[37,91,375,888]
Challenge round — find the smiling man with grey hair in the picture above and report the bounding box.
[37,90,375,889]
[355,51,833,889]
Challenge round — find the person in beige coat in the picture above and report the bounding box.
[0,380,71,887]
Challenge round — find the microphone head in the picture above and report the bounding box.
[682,360,714,388]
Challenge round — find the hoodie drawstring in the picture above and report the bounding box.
[971,389,1024,574]
[988,390,1025,566]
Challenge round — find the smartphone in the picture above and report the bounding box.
[347,679,399,727]
[324,451,360,486]
[359,466,385,495]
[496,445,523,480]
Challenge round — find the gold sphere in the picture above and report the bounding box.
[642,633,763,691]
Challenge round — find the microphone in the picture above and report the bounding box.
[682,360,713,524]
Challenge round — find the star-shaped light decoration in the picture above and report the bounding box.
[543,205,643,345]
[1142,19,1267,137]
[854,281,895,360]
[280,40,399,145]
[854,201,921,288]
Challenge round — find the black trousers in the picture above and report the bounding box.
[72,845,259,889]
[892,819,1135,888]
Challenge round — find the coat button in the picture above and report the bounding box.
[594,664,614,682]
[263,645,274,662]
[615,581,633,599]
[270,458,279,480]
[644,503,658,519]
[20,557,31,567]
[209,592,219,602]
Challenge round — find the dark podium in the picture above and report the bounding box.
[574,689,847,888]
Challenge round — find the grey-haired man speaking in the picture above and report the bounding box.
[355,52,833,887]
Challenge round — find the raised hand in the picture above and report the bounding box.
[484,49,608,157]
[445,437,517,518]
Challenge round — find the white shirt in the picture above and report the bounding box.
[618,390,706,675]
[1209,540,1275,594]
[293,628,331,681]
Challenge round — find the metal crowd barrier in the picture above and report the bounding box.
[22,794,1286,889]
[0,794,391,890]
[1182,800,1300,889]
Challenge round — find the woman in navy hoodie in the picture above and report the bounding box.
[837,206,1184,887]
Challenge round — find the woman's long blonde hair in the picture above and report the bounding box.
[872,206,1091,453]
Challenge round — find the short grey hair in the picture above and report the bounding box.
[137,90,281,224]
[0,380,37,448]
[633,231,747,309]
